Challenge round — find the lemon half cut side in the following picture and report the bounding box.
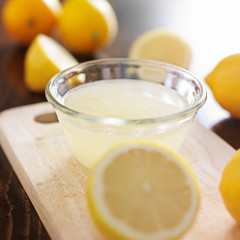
[24,34,78,92]
[129,29,192,69]
[87,141,200,240]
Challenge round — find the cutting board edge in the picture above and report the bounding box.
[0,123,65,240]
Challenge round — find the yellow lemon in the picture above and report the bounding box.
[87,140,200,240]
[205,54,240,119]
[2,0,62,45]
[129,29,192,69]
[220,149,240,223]
[57,0,118,54]
[24,34,78,92]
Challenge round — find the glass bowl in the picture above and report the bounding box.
[45,58,207,168]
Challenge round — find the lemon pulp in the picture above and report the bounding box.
[129,29,192,69]
[87,141,200,240]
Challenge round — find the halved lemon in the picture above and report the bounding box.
[24,34,78,92]
[87,140,200,240]
[129,29,192,69]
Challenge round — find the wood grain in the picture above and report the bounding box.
[0,147,51,240]
[0,102,238,240]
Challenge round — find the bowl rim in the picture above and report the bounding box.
[45,58,207,126]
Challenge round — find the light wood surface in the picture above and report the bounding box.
[0,102,238,240]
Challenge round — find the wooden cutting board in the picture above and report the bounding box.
[0,102,239,240]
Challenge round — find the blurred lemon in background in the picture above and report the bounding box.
[57,0,118,54]
[24,34,78,92]
[205,54,240,119]
[1,0,62,45]
[87,140,200,240]
[220,149,240,223]
[129,29,192,69]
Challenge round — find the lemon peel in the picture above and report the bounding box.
[220,149,240,223]
[205,53,240,119]
[57,0,118,54]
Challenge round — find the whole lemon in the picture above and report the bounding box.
[220,149,240,223]
[57,0,118,54]
[1,0,62,45]
[205,54,240,119]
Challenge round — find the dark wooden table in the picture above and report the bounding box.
[1,0,240,239]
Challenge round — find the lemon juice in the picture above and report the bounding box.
[59,79,192,168]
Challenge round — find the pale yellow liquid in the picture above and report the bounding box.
[59,79,192,168]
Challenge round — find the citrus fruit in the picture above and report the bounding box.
[1,0,62,45]
[220,149,240,223]
[24,34,78,92]
[87,140,200,240]
[205,54,240,119]
[57,0,118,54]
[128,29,192,69]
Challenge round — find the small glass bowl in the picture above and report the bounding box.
[45,58,207,168]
